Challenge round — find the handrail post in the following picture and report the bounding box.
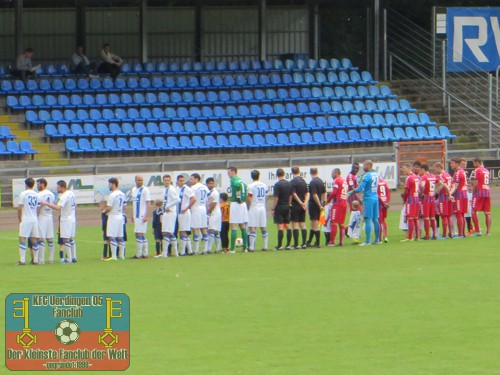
[447,96,451,124]
[442,39,446,108]
[389,54,393,81]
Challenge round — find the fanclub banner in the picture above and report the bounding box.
[5,293,130,371]
[12,162,397,206]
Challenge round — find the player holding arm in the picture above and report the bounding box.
[418,164,439,240]
[36,178,56,264]
[449,158,468,238]
[377,176,391,243]
[350,160,380,246]
[177,174,196,256]
[190,173,210,254]
[155,175,180,257]
[206,177,222,253]
[326,168,348,247]
[41,180,77,263]
[101,178,126,260]
[400,163,420,242]
[131,175,151,259]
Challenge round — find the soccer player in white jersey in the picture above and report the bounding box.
[190,173,210,254]
[36,178,55,264]
[177,174,196,255]
[247,170,269,251]
[131,175,151,259]
[17,178,40,265]
[155,174,180,258]
[206,177,222,253]
[103,177,126,261]
[41,180,77,263]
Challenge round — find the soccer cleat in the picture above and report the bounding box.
[262,248,268,252]
[228,250,236,254]
[472,232,482,237]
[153,254,165,258]
[352,238,360,244]
[131,255,142,259]
[119,257,126,261]
[104,257,117,261]
[72,258,77,263]
[400,238,413,242]
[383,237,389,243]
[16,261,26,266]
[100,257,110,261]
[60,259,66,264]
[273,246,283,251]
[452,236,463,239]
[327,243,336,247]
[142,254,149,258]
[301,244,308,249]
[359,242,371,247]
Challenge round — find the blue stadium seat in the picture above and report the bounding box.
[91,138,108,152]
[416,126,433,140]
[336,130,348,143]
[241,134,255,147]
[394,127,410,141]
[245,120,257,132]
[83,123,97,137]
[348,129,364,143]
[301,132,314,144]
[385,113,398,127]
[313,131,328,144]
[78,138,97,153]
[109,123,124,136]
[65,139,82,153]
[324,130,338,144]
[155,137,168,150]
[58,124,71,138]
[406,127,419,140]
[130,137,148,151]
[216,135,231,148]
[96,123,111,137]
[360,129,373,142]
[428,126,440,139]
[400,99,416,113]
[397,113,411,126]
[19,140,38,154]
[370,128,384,141]
[382,128,397,141]
[419,113,436,125]
[117,137,133,151]
[158,122,171,134]
[439,126,456,139]
[229,134,244,148]
[380,85,397,99]
[143,136,160,151]
[45,124,59,138]
[70,123,84,137]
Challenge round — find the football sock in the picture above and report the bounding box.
[329,224,338,244]
[292,229,299,247]
[170,235,178,256]
[339,225,345,245]
[424,219,430,239]
[185,237,192,254]
[142,237,148,256]
[324,232,329,245]
[32,242,39,263]
[248,231,256,251]
[136,237,143,257]
[285,229,292,247]
[241,228,248,249]
[301,229,307,246]
[365,219,372,243]
[431,219,437,238]
[155,241,161,255]
[162,235,170,256]
[38,241,45,263]
[59,249,64,260]
[207,232,216,252]
[314,230,320,245]
[308,229,315,244]
[117,239,125,258]
[193,234,200,254]
[441,216,448,237]
[486,213,492,234]
[466,217,472,232]
[215,234,221,251]
[472,213,480,232]
[70,239,77,260]
[19,241,27,263]
[230,229,237,251]
[262,230,269,249]
[202,234,209,253]
[456,214,464,237]
[373,220,380,243]
[48,240,54,262]
[408,219,414,239]
[64,242,72,261]
[277,229,284,248]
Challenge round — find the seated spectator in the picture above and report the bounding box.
[97,43,123,79]
[70,46,95,76]
[12,48,38,81]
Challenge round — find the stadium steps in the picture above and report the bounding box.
[388,79,494,148]
[0,113,69,166]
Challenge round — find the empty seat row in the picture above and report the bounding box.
[1,71,374,95]
[45,113,438,141]
[7,85,396,112]
[26,100,417,125]
[0,140,38,155]
[64,125,454,154]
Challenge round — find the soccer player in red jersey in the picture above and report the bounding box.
[449,158,468,238]
[377,177,390,243]
[346,162,360,211]
[419,164,439,240]
[433,162,453,238]
[471,158,492,236]
[326,168,348,247]
[401,163,420,241]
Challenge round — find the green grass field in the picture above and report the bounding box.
[1,208,499,374]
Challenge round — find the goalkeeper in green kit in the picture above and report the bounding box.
[227,166,249,253]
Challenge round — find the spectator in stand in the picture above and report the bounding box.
[12,48,38,81]
[70,46,95,76]
[97,43,123,79]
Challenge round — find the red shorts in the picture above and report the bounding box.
[405,203,419,218]
[437,200,452,216]
[379,206,388,220]
[330,205,347,224]
[421,201,436,218]
[453,198,468,214]
[472,197,491,212]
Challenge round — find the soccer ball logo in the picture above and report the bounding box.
[235,238,243,247]
[54,319,80,345]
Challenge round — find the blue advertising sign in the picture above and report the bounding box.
[447,8,500,72]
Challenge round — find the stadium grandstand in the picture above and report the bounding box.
[0,0,498,183]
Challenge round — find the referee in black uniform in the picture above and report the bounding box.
[307,167,326,248]
[272,168,293,250]
[290,166,309,249]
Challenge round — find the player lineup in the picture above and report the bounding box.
[15,157,492,264]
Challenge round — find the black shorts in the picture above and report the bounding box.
[309,203,321,221]
[290,205,306,223]
[274,206,290,225]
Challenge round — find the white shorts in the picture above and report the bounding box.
[191,206,208,229]
[60,219,76,239]
[230,202,249,224]
[208,211,222,231]
[161,210,177,234]
[248,205,267,228]
[134,216,148,233]
[19,221,39,238]
[178,211,191,232]
[38,217,54,239]
[107,216,124,238]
